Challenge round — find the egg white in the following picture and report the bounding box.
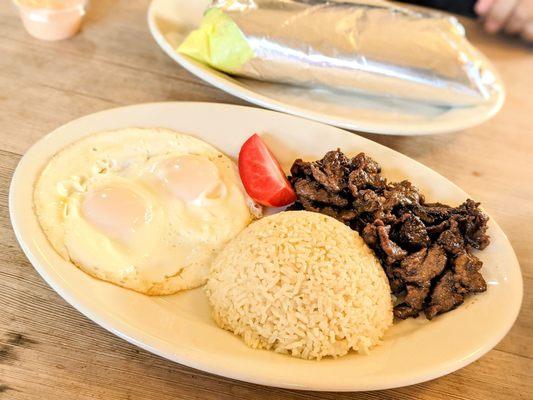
[34,128,260,295]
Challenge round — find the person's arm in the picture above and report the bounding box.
[400,0,477,17]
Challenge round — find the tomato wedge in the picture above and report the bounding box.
[238,134,297,207]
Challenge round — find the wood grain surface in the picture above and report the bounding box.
[0,1,532,399]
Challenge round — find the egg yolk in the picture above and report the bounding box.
[153,155,222,202]
[81,186,150,244]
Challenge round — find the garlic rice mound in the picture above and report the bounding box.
[205,211,393,360]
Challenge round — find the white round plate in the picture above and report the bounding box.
[10,102,521,391]
[147,0,505,136]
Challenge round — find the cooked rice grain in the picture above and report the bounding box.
[205,211,393,360]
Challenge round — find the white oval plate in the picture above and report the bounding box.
[147,0,505,136]
[10,102,522,391]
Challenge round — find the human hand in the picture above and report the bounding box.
[475,0,533,42]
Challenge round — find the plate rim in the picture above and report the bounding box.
[9,101,523,391]
[146,0,505,136]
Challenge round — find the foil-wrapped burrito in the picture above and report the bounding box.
[178,0,500,107]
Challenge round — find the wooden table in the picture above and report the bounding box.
[1,1,531,399]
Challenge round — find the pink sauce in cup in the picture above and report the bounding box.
[14,0,89,41]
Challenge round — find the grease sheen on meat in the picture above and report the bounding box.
[288,150,490,320]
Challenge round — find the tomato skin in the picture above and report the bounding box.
[238,134,297,207]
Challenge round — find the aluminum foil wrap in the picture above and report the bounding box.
[179,0,500,107]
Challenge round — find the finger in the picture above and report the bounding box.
[475,0,496,16]
[484,0,518,33]
[505,2,529,35]
[521,21,533,42]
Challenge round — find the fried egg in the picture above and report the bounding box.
[34,128,261,295]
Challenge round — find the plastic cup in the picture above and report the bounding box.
[14,0,89,41]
